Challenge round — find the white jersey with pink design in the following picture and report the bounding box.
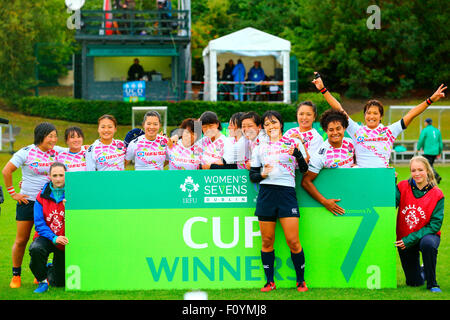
[168,140,201,170]
[10,145,65,201]
[346,117,404,168]
[56,146,88,172]
[198,134,234,165]
[283,127,323,155]
[308,138,355,173]
[125,135,168,170]
[86,139,126,171]
[251,136,307,188]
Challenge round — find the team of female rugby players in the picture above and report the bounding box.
[2,73,446,293]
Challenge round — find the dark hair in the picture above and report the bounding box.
[34,122,57,146]
[363,100,384,117]
[261,110,284,133]
[176,118,201,142]
[229,112,245,128]
[64,126,84,142]
[199,111,222,131]
[296,100,317,118]
[319,109,349,131]
[98,114,117,127]
[143,110,161,124]
[180,118,197,132]
[241,111,262,127]
[49,161,67,174]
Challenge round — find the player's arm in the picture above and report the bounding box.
[301,170,345,216]
[402,84,447,127]
[311,72,347,117]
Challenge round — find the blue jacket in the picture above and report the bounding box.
[232,63,246,82]
[248,67,265,82]
[33,182,66,248]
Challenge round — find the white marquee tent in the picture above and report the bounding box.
[202,27,292,103]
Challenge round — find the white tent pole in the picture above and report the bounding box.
[210,50,217,102]
[202,48,210,101]
[283,51,290,103]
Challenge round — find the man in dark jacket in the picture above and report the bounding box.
[128,58,145,81]
[29,162,68,293]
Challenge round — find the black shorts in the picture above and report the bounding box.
[255,184,299,220]
[16,201,35,221]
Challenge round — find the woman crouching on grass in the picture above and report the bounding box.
[395,156,444,293]
[249,110,309,292]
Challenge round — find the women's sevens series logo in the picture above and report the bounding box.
[180,176,200,198]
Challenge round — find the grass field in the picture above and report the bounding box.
[0,104,449,300]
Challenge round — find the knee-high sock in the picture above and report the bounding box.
[291,250,305,283]
[261,250,275,283]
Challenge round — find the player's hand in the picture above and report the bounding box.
[261,164,273,178]
[201,163,211,170]
[55,236,69,246]
[12,193,29,205]
[395,240,406,250]
[430,84,447,103]
[322,198,345,216]
[312,72,324,90]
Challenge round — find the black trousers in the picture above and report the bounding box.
[398,234,440,289]
[423,154,441,181]
[29,236,65,287]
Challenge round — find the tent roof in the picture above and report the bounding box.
[203,27,290,55]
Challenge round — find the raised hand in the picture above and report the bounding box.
[311,72,325,90]
[430,84,447,103]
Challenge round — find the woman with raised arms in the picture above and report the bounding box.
[249,110,309,293]
[125,111,169,170]
[301,109,356,216]
[86,114,126,171]
[312,72,447,168]
[2,122,64,288]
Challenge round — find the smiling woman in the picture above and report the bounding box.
[125,111,169,170]
[312,72,447,168]
[301,109,355,216]
[1,122,66,289]
[85,114,126,171]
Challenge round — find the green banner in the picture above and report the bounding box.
[65,169,397,290]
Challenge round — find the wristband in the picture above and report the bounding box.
[7,186,16,196]
[320,87,328,94]
[426,98,433,106]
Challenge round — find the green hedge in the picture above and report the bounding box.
[15,92,340,126]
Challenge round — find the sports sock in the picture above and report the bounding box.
[12,267,21,276]
[291,250,305,283]
[261,250,275,283]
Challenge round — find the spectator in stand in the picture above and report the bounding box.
[417,118,443,184]
[128,58,145,81]
[221,60,235,100]
[232,59,246,101]
[247,61,265,101]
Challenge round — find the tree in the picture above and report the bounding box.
[0,0,76,102]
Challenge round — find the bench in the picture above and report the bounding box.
[0,124,21,154]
